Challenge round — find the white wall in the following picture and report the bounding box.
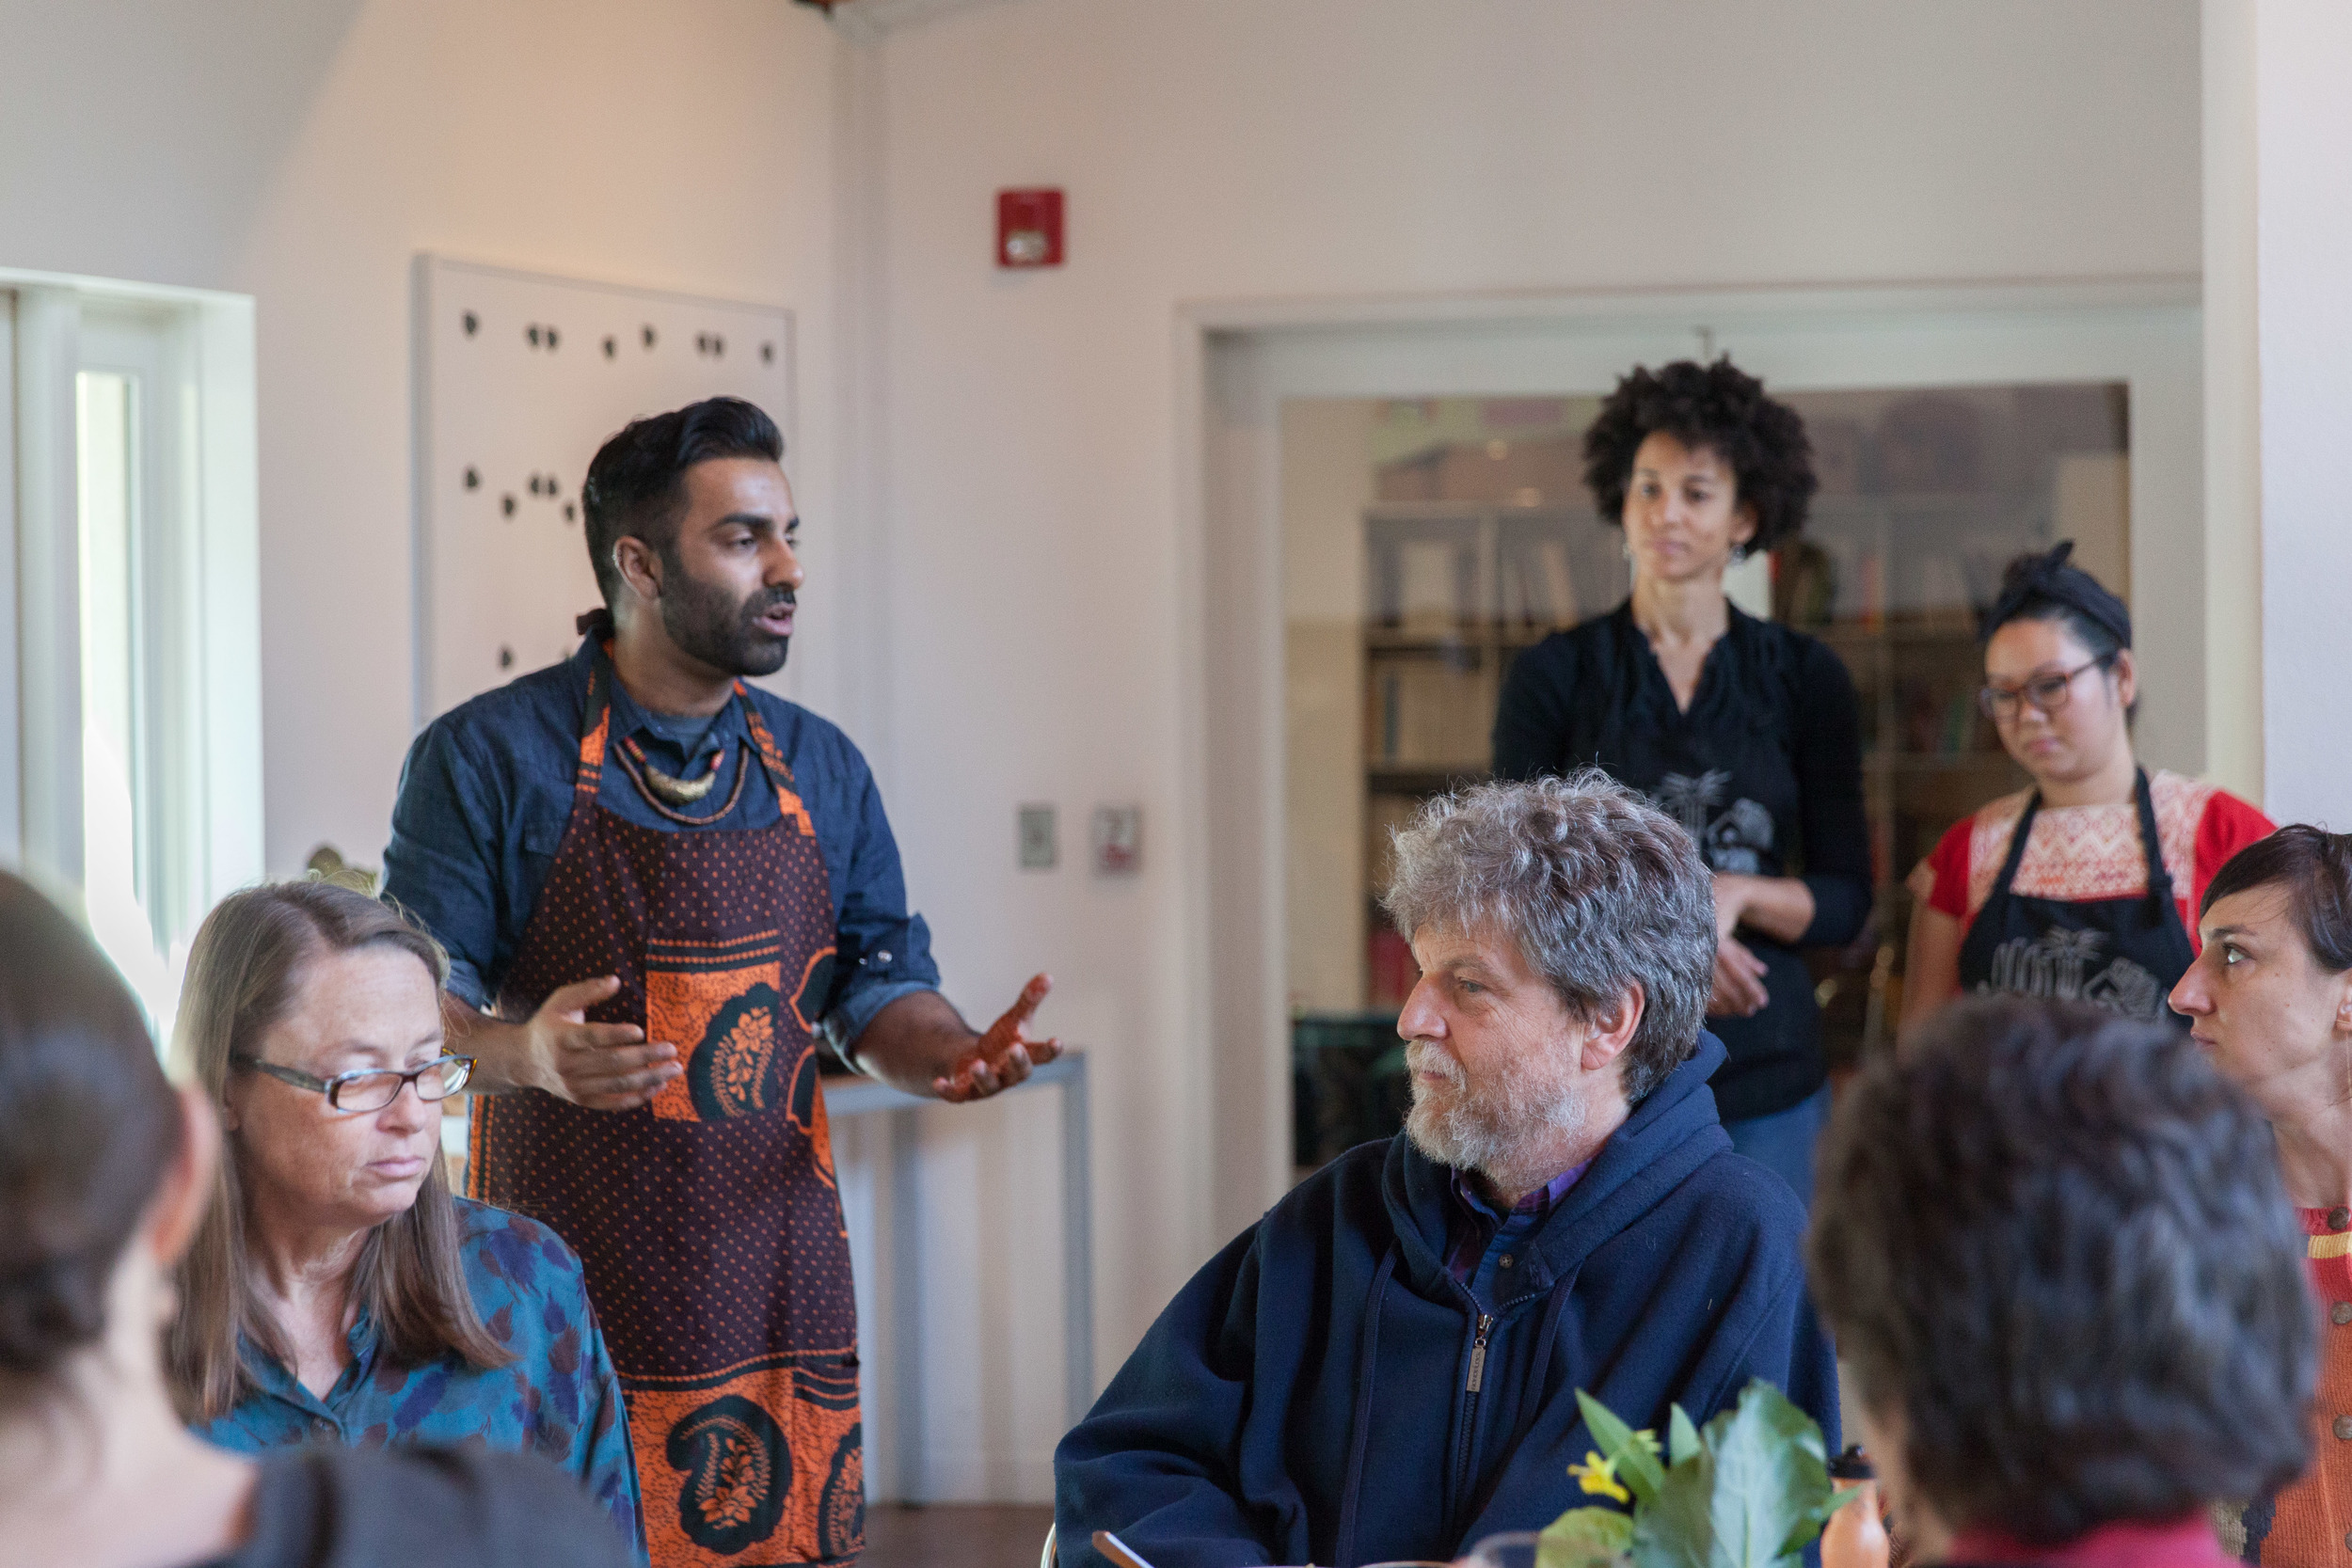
[865,0,2201,1497]
[5,0,2211,1507]
[0,0,850,871]
[2249,0,2352,826]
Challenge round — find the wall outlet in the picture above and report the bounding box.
[1018,803,1058,869]
[1092,804,1142,875]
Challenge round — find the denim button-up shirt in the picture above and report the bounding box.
[382,636,939,1050]
[192,1200,644,1558]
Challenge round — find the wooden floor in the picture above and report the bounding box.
[863,1504,1057,1568]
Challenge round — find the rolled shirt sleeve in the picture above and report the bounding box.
[384,721,508,1010]
[818,743,942,1055]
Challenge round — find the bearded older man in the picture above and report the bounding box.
[1055,773,1837,1568]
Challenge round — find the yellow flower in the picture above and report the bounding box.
[1568,1451,1631,1505]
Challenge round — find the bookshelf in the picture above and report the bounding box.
[1358,501,1632,1010]
[1283,387,2127,1170]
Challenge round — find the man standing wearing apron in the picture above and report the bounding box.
[384,397,1056,1568]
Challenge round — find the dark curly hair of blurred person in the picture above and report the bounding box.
[1809,996,2314,1544]
[1581,359,1817,553]
[0,873,183,1379]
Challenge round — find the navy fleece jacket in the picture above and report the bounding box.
[1054,1036,1838,1568]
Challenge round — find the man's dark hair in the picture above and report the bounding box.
[580,397,785,607]
[1809,997,2313,1543]
[1581,359,1817,552]
[2201,825,2352,974]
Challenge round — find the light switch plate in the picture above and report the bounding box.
[1018,803,1058,869]
[1092,804,1142,875]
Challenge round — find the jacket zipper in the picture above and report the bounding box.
[1465,1313,1494,1392]
[1452,1312,1495,1512]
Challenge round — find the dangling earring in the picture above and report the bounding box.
[1729,543,1750,565]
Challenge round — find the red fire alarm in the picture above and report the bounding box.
[997,188,1064,268]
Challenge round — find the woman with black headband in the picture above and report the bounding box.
[1899,543,2274,1032]
[1494,360,1869,1205]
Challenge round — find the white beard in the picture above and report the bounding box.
[1402,1037,1595,1191]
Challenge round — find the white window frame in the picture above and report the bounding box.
[2,269,262,1004]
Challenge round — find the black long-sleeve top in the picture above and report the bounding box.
[1492,602,1871,1123]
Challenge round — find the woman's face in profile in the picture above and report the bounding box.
[223,946,446,1235]
[2176,883,2352,1093]
[1620,431,1756,587]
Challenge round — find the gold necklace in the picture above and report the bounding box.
[621,736,723,805]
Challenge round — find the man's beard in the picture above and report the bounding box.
[660,549,793,677]
[1403,1037,1593,1189]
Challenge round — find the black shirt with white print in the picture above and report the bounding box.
[1493,601,1871,1123]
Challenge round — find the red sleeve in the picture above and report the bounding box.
[1923,816,1976,922]
[2190,790,2279,917]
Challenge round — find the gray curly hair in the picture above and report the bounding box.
[1381,770,1717,1103]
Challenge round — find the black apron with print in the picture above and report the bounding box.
[469,643,863,1566]
[1581,609,1823,1120]
[1955,767,2195,1027]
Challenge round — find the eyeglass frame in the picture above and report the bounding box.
[1978,652,2119,722]
[229,1052,476,1113]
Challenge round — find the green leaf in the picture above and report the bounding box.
[1697,1381,1836,1567]
[1629,1439,1718,1568]
[1575,1390,1668,1507]
[1537,1507,1636,1568]
[1804,1481,1869,1534]
[1668,1404,1702,1467]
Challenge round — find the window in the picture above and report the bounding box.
[2,275,262,1046]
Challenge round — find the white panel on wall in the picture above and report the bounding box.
[412,256,795,727]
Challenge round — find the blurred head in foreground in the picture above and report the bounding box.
[0,871,209,1401]
[1809,997,2313,1557]
[0,870,246,1558]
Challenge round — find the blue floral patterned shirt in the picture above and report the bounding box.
[192,1198,644,1560]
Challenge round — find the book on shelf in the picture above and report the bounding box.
[1495,539,1579,632]
[1366,925,1416,1009]
[1369,659,1491,768]
[1395,540,1465,633]
[1364,793,1421,896]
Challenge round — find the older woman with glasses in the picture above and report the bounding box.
[1899,544,2272,1032]
[166,880,643,1557]
[0,869,633,1568]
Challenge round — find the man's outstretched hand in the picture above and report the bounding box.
[445,976,682,1110]
[933,973,1061,1102]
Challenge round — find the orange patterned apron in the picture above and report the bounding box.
[470,645,862,1566]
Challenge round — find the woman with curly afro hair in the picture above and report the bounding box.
[1493,359,1868,1205]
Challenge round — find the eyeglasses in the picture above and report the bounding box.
[1978,654,2117,722]
[230,1053,474,1113]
